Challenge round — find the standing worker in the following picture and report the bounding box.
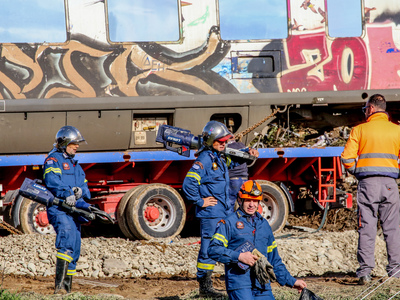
[183,120,233,298]
[208,180,306,299]
[44,126,92,294]
[341,94,400,285]
[226,138,259,212]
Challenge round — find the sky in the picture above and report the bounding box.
[0,0,384,43]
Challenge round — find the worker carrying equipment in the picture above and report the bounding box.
[19,178,114,224]
[156,124,257,163]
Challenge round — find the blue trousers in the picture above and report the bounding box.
[228,288,275,300]
[197,218,221,278]
[47,206,81,274]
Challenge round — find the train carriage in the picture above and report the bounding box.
[0,0,399,239]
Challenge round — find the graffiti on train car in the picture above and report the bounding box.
[279,0,400,93]
[0,27,236,99]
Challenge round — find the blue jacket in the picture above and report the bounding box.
[43,148,91,211]
[182,149,230,218]
[226,141,249,178]
[208,209,296,291]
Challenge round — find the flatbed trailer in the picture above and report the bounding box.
[0,146,352,239]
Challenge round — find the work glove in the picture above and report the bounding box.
[73,187,83,199]
[65,195,77,207]
[252,248,277,285]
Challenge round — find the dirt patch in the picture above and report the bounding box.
[1,273,400,300]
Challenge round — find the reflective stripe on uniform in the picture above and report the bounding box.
[267,241,277,253]
[197,262,215,270]
[56,252,73,262]
[359,153,398,160]
[226,156,232,167]
[341,158,356,164]
[211,233,228,247]
[43,167,62,178]
[186,172,201,185]
[355,166,399,174]
[67,269,77,276]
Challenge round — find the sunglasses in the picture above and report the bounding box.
[240,180,262,196]
[215,139,227,144]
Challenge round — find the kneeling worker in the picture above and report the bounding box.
[208,180,306,299]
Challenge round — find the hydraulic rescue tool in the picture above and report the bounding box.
[19,178,114,223]
[156,124,257,162]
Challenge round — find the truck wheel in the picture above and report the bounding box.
[257,180,289,233]
[116,185,145,240]
[18,198,55,235]
[125,183,186,240]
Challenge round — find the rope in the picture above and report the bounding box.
[353,264,400,300]
[0,219,23,235]
[388,290,400,300]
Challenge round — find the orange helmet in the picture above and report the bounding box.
[238,180,263,201]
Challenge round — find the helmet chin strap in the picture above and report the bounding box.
[60,146,75,158]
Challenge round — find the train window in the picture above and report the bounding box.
[0,0,66,43]
[231,51,280,79]
[327,0,362,37]
[218,0,288,40]
[211,114,242,134]
[107,0,180,42]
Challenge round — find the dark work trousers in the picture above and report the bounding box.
[228,177,247,213]
[356,176,400,278]
[197,218,221,279]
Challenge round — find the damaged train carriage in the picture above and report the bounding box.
[0,0,400,239]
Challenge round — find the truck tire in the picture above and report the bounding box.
[257,180,289,233]
[125,183,186,240]
[18,198,55,235]
[116,185,145,240]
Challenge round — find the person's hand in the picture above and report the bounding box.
[65,195,77,207]
[202,197,218,207]
[293,279,307,292]
[73,187,82,199]
[238,251,258,267]
[248,148,259,157]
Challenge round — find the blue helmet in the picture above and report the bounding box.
[55,126,85,149]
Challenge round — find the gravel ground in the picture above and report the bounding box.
[0,229,389,279]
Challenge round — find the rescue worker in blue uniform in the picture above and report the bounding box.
[208,180,306,299]
[44,126,91,294]
[183,120,233,298]
[226,138,259,213]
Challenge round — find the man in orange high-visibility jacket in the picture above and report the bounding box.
[341,94,400,285]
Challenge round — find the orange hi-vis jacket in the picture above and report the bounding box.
[341,112,400,179]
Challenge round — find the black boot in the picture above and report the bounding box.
[63,275,72,293]
[198,271,225,299]
[54,258,69,294]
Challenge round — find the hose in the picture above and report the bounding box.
[312,203,330,233]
